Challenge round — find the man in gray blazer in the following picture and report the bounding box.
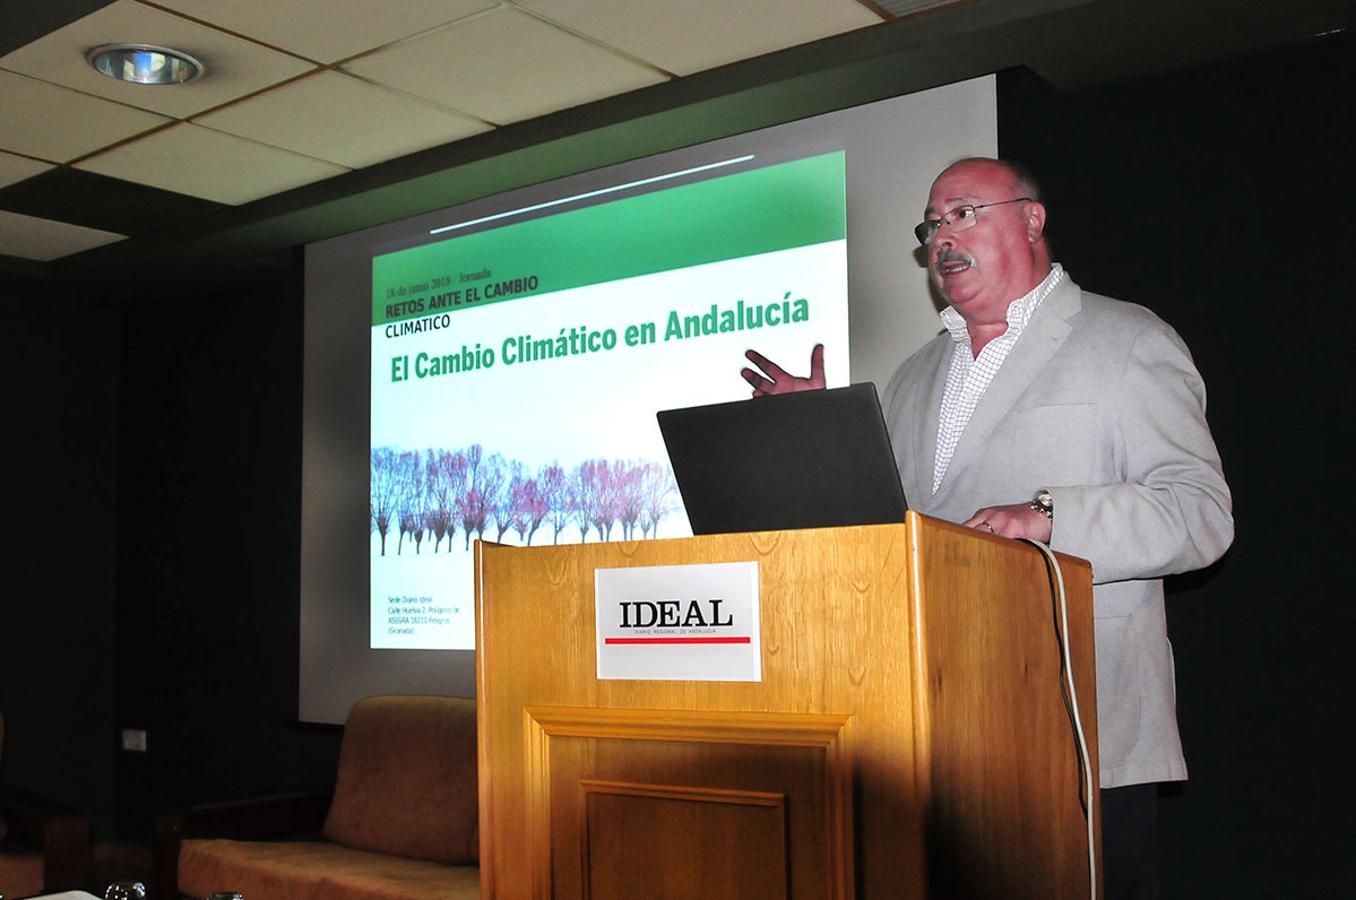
[743,157,1233,899]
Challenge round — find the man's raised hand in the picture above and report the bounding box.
[741,344,826,397]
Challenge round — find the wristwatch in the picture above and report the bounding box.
[1030,488,1054,520]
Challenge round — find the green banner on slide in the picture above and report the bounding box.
[372,152,846,325]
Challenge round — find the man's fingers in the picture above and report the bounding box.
[809,344,825,383]
[962,509,998,533]
[741,367,773,393]
[744,346,829,396]
[744,349,788,381]
[960,503,1049,541]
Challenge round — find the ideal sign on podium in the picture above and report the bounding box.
[594,561,761,682]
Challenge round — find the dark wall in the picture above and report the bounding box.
[113,269,340,837]
[998,32,1354,898]
[0,267,340,841]
[0,282,119,834]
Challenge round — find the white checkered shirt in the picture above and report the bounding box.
[932,263,1065,493]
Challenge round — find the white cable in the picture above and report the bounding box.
[1022,538,1097,900]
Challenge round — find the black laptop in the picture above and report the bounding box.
[657,383,908,536]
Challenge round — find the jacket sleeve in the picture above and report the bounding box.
[1048,319,1233,585]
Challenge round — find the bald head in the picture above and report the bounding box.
[939,157,1043,203]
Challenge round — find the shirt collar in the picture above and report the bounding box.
[939,263,1065,347]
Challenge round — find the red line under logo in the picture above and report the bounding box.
[604,636,751,645]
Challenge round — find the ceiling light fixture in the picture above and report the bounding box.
[86,44,205,85]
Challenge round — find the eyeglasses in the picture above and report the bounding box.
[913,197,1032,246]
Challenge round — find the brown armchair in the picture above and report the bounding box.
[155,695,479,900]
[0,712,91,899]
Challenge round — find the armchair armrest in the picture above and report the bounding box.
[163,789,333,841]
[154,789,332,900]
[0,787,91,891]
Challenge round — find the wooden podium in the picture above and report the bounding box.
[474,512,1100,899]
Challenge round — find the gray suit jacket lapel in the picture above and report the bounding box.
[932,277,1083,501]
[912,344,950,502]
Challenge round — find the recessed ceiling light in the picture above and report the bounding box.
[86,44,205,85]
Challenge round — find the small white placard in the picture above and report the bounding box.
[595,561,761,681]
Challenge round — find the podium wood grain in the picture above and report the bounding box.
[475,512,1099,899]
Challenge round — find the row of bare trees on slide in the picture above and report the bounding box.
[370,445,679,556]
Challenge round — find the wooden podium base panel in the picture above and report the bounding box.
[582,781,787,900]
[525,707,854,900]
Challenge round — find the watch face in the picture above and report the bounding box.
[1033,489,1054,515]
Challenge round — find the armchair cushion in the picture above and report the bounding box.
[321,696,477,864]
[179,837,479,900]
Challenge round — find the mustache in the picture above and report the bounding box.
[934,249,972,272]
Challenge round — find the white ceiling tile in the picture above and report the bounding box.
[523,0,885,76]
[0,209,125,261]
[73,122,349,205]
[0,69,171,162]
[0,0,316,119]
[156,0,496,64]
[0,150,57,189]
[344,6,667,125]
[193,70,491,169]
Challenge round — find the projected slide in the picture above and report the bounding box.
[370,151,850,649]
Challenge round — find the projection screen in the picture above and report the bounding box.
[301,74,996,723]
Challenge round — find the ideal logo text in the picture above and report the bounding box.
[619,598,733,629]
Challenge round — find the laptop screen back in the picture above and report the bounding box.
[657,383,908,536]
